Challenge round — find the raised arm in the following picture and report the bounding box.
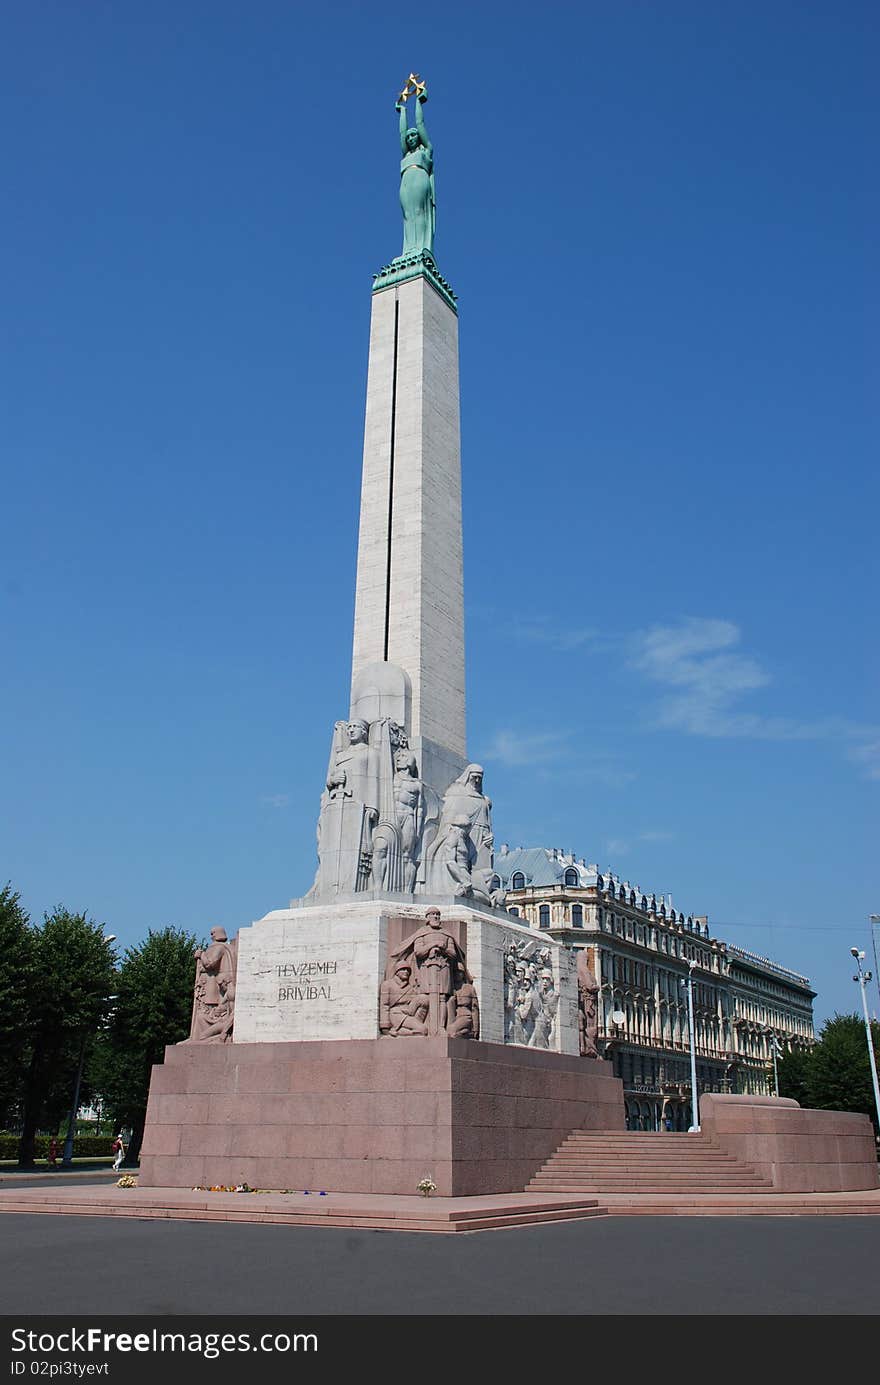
[415,90,432,158]
[396,99,408,155]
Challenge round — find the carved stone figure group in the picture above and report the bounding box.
[503,939,559,1050]
[308,708,502,905]
[379,909,480,1039]
[184,927,238,1044]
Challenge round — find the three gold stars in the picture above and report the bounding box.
[397,72,426,104]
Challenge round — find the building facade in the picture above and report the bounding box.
[493,846,815,1130]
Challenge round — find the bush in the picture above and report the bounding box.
[0,1134,116,1159]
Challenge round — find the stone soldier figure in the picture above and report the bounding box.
[379,962,429,1036]
[577,951,600,1058]
[387,908,468,1036]
[447,962,480,1039]
[185,927,237,1044]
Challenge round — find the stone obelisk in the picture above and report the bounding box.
[350,86,465,799]
[296,75,495,905]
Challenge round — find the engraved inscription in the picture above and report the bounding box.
[274,958,339,1003]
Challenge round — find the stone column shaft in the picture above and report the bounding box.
[351,273,466,764]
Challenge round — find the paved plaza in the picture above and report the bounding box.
[3,1212,879,1315]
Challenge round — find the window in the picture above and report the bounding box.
[508,906,519,917]
[511,872,525,890]
[564,867,579,888]
[539,905,550,929]
[571,904,583,927]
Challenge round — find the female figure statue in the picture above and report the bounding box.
[395,85,434,257]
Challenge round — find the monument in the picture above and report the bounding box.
[138,77,624,1196]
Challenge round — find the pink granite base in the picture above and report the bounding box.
[139,1038,625,1196]
[699,1094,880,1192]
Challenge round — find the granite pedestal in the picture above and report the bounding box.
[138,1037,624,1196]
[699,1093,880,1192]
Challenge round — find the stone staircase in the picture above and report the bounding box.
[527,1131,774,1195]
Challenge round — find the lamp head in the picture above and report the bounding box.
[851,947,861,958]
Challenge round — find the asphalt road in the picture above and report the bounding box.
[2,1213,879,1315]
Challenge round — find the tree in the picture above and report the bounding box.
[0,885,35,1126]
[778,1014,880,1136]
[776,1044,813,1109]
[804,1013,880,1134]
[17,908,117,1167]
[95,928,198,1165]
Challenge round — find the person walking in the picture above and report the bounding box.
[112,1133,126,1171]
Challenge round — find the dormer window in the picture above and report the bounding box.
[563,867,579,888]
[511,872,525,890]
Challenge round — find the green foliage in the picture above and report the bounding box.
[806,1013,880,1132]
[1,886,200,1168]
[17,907,118,1165]
[0,885,35,1122]
[0,1134,115,1159]
[776,1045,813,1108]
[95,928,198,1160]
[779,1014,880,1134]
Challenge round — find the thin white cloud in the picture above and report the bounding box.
[629,617,879,775]
[604,838,630,857]
[261,793,291,809]
[631,618,770,736]
[482,729,569,767]
[514,621,603,653]
[482,730,637,786]
[602,829,674,859]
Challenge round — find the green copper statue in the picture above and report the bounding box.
[395,74,434,258]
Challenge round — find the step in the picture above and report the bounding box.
[0,1192,606,1234]
[561,1138,718,1146]
[529,1185,775,1195]
[535,1170,766,1181]
[533,1168,768,1180]
[536,1157,764,1169]
[542,1157,749,1168]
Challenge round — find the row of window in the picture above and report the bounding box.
[508,868,582,891]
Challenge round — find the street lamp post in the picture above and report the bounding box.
[768,1032,781,1099]
[851,947,880,1140]
[60,1033,88,1169]
[680,960,700,1132]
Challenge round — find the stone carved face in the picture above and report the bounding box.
[395,749,418,776]
[209,927,228,943]
[347,720,368,745]
[466,766,484,792]
[405,128,420,150]
[425,908,441,930]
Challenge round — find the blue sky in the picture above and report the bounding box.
[2,2,877,1025]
